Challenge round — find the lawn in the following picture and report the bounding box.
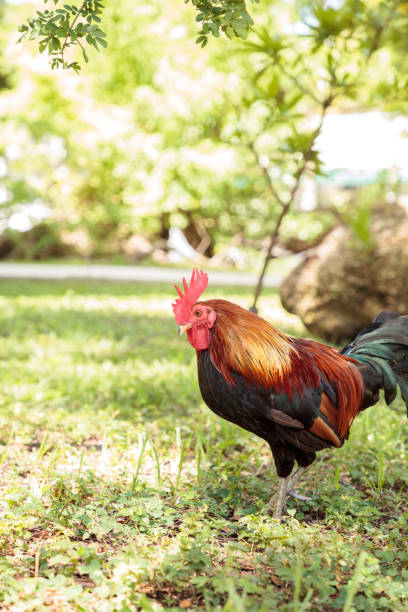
[0,279,407,611]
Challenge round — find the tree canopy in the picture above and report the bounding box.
[2,0,407,272]
[18,1,408,73]
[17,0,259,70]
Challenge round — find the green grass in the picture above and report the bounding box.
[0,279,407,611]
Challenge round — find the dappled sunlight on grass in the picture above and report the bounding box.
[0,280,407,610]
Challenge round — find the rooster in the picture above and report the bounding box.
[172,269,408,518]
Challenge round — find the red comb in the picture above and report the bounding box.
[172,269,208,324]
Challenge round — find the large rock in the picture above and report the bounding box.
[279,206,408,341]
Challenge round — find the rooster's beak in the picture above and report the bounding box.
[179,323,192,336]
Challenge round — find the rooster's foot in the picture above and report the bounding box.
[266,477,288,519]
[266,466,313,516]
[287,489,312,502]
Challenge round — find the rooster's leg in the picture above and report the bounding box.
[268,466,312,507]
[287,466,312,501]
[268,477,288,519]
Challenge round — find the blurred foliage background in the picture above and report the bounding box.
[1,0,408,270]
[2,6,408,607]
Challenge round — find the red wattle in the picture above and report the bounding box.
[187,325,210,350]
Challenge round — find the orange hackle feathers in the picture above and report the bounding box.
[172,269,208,324]
[201,299,294,386]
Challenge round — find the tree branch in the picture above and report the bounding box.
[250,98,331,312]
[247,141,285,207]
[61,1,87,65]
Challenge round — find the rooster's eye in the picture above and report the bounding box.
[195,310,202,317]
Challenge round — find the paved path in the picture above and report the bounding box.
[0,263,281,287]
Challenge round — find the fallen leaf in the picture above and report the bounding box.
[179,599,192,608]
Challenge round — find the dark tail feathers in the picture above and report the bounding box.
[341,311,408,413]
